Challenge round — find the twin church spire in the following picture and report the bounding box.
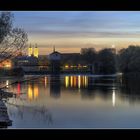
[28,44,38,58]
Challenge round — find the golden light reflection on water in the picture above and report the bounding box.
[28,84,39,100]
[112,89,116,107]
[28,84,33,100]
[70,76,73,87]
[64,75,88,88]
[65,76,69,88]
[44,76,48,88]
[6,80,9,88]
[17,83,21,97]
[34,85,39,99]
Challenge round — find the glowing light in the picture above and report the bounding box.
[112,90,116,107]
[78,75,81,89]
[6,80,9,88]
[112,44,115,48]
[85,76,88,87]
[28,46,33,57]
[5,64,11,68]
[65,76,69,88]
[28,84,33,100]
[70,76,73,87]
[2,60,12,68]
[83,66,87,68]
[34,45,38,58]
[34,85,39,99]
[65,65,69,69]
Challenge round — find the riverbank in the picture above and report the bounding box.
[0,100,12,128]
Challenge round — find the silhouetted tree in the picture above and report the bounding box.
[118,45,140,73]
[0,12,28,63]
[97,48,116,74]
[81,48,97,64]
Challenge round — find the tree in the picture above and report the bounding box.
[118,45,140,73]
[97,48,116,74]
[0,12,28,63]
[81,48,97,64]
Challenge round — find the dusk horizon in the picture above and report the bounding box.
[10,11,140,54]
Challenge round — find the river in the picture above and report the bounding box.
[1,74,140,128]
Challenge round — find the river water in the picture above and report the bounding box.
[1,74,140,128]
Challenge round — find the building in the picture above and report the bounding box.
[28,44,39,58]
[0,54,13,69]
[13,55,39,72]
[34,44,39,58]
[0,59,12,69]
[28,45,33,57]
[48,47,61,74]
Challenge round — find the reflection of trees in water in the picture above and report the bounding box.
[7,102,53,125]
[119,74,140,103]
[50,75,61,99]
[80,77,117,99]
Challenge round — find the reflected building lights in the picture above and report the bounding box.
[70,76,73,87]
[6,80,9,88]
[65,76,69,88]
[17,83,21,97]
[82,76,85,87]
[34,85,39,99]
[27,84,39,101]
[112,89,116,107]
[85,76,88,87]
[78,75,81,89]
[64,75,88,89]
[28,84,33,100]
[44,76,48,88]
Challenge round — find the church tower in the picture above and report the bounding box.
[34,44,38,58]
[28,44,33,57]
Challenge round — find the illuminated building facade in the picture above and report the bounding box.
[0,59,12,69]
[34,45,38,58]
[28,45,33,57]
[28,44,39,58]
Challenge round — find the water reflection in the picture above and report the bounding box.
[50,75,61,99]
[17,83,21,97]
[112,89,116,107]
[119,74,140,104]
[8,104,53,125]
[44,76,48,88]
[6,80,9,88]
[64,75,88,88]
[28,83,39,101]
[6,74,140,128]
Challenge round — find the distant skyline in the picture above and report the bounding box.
[10,11,140,54]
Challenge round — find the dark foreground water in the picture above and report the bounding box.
[1,74,140,128]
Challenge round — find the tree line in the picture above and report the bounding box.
[79,45,140,74]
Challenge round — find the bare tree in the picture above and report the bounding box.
[0,12,28,63]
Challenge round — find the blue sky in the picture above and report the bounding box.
[11,11,140,54]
